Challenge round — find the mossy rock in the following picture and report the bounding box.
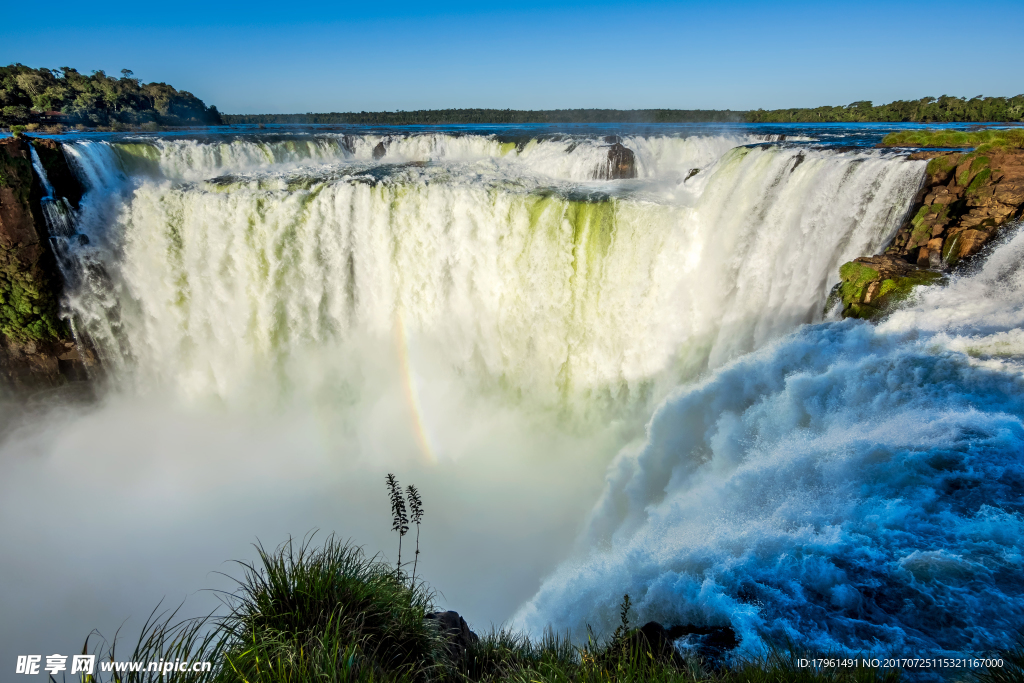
[843,270,943,320]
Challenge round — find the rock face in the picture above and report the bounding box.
[425,610,478,659]
[887,149,1024,266]
[0,137,91,389]
[372,141,387,160]
[596,142,636,180]
[830,254,943,319]
[834,147,1024,320]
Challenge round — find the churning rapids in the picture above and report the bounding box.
[1,125,1022,666]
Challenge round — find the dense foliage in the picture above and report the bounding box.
[222,108,745,125]
[224,96,1024,126]
[0,63,221,127]
[748,95,1024,123]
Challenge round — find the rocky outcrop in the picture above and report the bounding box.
[32,138,83,207]
[0,137,91,389]
[595,141,636,180]
[886,149,1024,267]
[830,255,943,319]
[372,141,387,160]
[834,147,1024,319]
[425,610,478,659]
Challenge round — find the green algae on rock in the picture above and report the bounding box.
[829,255,943,320]
[0,137,93,388]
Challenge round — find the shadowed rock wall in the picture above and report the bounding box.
[0,137,91,389]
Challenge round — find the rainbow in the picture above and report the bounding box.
[393,312,438,464]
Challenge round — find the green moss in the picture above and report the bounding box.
[0,250,66,343]
[926,155,958,176]
[838,261,880,288]
[967,168,992,195]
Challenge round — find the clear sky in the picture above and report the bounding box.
[2,0,1022,115]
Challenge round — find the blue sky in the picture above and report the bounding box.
[2,0,1022,114]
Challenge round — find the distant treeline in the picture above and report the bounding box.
[225,96,1024,126]
[747,95,1024,123]
[1,63,222,128]
[222,109,745,125]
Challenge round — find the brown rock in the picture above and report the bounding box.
[596,142,636,180]
[956,229,990,259]
[0,137,92,390]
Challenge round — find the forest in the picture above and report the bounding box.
[746,95,1024,123]
[226,96,1024,126]
[3,62,1022,128]
[0,63,222,128]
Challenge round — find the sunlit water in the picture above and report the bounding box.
[2,123,1019,669]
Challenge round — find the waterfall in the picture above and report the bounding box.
[29,145,55,199]
[515,224,1024,658]
[57,134,925,417]
[12,129,1022,669]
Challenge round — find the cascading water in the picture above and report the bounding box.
[58,133,924,421]
[515,224,1024,658]
[29,145,77,239]
[11,127,1017,671]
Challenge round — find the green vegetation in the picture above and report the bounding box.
[880,128,1024,149]
[0,142,66,343]
[829,261,944,321]
[90,532,1024,683]
[749,95,1024,124]
[223,108,746,125]
[224,95,1024,126]
[0,64,221,128]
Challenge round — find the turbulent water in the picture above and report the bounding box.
[515,226,1024,656]
[59,131,921,417]
[4,124,1022,667]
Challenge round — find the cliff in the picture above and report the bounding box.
[834,144,1024,319]
[0,136,91,389]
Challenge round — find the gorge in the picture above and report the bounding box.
[1,124,1023,669]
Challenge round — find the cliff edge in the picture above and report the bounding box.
[834,137,1024,319]
[0,136,90,389]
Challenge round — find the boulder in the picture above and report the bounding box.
[372,141,386,160]
[597,142,636,180]
[425,610,478,659]
[828,254,943,320]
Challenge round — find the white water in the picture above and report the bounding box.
[516,225,1024,658]
[17,130,1008,668]
[58,134,924,421]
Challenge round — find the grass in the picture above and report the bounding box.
[79,535,1020,683]
[880,128,1024,150]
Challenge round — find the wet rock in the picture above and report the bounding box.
[0,137,93,389]
[886,149,1024,267]
[372,141,386,160]
[685,168,700,181]
[596,142,636,180]
[30,138,82,207]
[425,610,478,659]
[828,254,943,320]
